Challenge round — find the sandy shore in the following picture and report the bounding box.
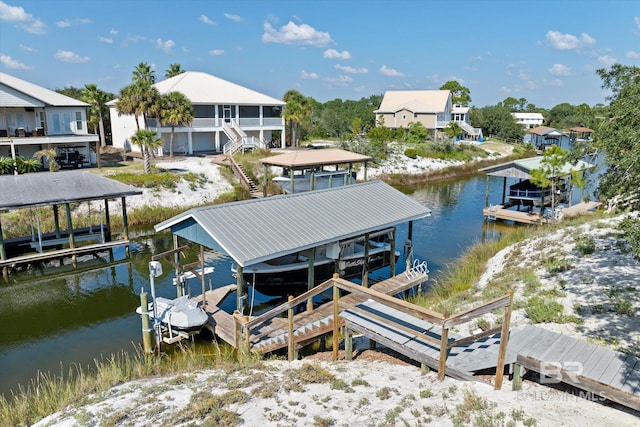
[37,145,639,426]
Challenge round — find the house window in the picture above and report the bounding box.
[402,114,407,120]
[75,112,83,131]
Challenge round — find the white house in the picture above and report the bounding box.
[108,71,286,155]
[0,72,98,167]
[511,112,544,129]
[374,90,483,140]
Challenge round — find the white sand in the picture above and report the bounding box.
[37,147,639,426]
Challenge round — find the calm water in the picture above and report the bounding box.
[0,174,517,397]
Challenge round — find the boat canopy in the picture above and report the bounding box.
[155,180,431,268]
[479,157,594,180]
[259,148,371,169]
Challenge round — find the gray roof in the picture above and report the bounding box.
[0,171,142,211]
[0,72,89,108]
[260,148,371,168]
[155,180,431,267]
[480,157,594,179]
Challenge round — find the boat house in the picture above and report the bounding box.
[480,156,595,224]
[0,171,142,278]
[154,180,431,311]
[259,148,372,195]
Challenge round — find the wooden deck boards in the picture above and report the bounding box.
[483,205,542,224]
[562,201,602,218]
[0,240,129,267]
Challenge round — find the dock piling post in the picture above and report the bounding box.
[512,363,523,391]
[332,281,340,361]
[288,295,295,361]
[345,327,353,360]
[140,290,153,354]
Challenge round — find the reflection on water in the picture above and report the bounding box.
[0,174,517,398]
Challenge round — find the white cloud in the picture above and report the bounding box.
[0,1,46,34]
[627,51,640,59]
[56,19,71,28]
[597,55,617,67]
[156,38,175,54]
[335,64,367,74]
[500,86,512,94]
[323,49,351,59]
[19,43,36,52]
[56,18,90,28]
[545,30,596,51]
[208,49,224,55]
[224,13,243,22]
[77,18,91,25]
[98,36,113,44]
[0,54,31,69]
[427,74,439,84]
[325,75,353,84]
[447,75,465,85]
[547,63,571,76]
[301,70,319,79]
[55,50,90,63]
[379,64,404,77]
[262,21,333,47]
[634,16,640,30]
[128,34,146,42]
[110,28,118,36]
[199,14,215,25]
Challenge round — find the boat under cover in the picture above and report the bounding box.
[233,235,398,296]
[137,295,208,331]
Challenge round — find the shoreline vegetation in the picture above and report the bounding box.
[2,142,639,426]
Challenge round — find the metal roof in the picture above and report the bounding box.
[155,180,431,267]
[0,171,142,211]
[0,72,90,107]
[374,90,450,114]
[527,126,565,136]
[259,148,372,168]
[480,157,594,179]
[107,71,286,106]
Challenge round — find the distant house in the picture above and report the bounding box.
[0,72,98,167]
[524,126,569,151]
[512,112,544,129]
[374,90,483,140]
[568,126,594,143]
[108,71,286,155]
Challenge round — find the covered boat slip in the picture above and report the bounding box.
[0,171,142,277]
[480,156,595,223]
[259,148,372,195]
[155,180,432,312]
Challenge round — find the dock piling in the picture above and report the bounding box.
[140,290,154,354]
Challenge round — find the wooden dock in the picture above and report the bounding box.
[193,284,238,345]
[484,201,602,224]
[0,240,129,268]
[509,325,640,411]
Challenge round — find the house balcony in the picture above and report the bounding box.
[146,116,284,130]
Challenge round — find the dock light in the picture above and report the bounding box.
[149,261,163,352]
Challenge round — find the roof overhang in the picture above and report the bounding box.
[155,180,431,267]
[0,171,142,211]
[480,157,595,179]
[259,148,372,169]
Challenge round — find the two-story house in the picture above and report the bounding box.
[374,90,482,140]
[511,112,544,129]
[108,71,286,156]
[0,72,98,168]
[524,126,570,152]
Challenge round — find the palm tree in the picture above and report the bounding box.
[133,61,155,84]
[160,91,193,157]
[283,90,311,147]
[131,128,162,174]
[33,149,59,172]
[116,82,161,131]
[165,63,185,78]
[82,84,109,168]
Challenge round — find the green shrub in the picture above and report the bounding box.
[525,297,564,323]
[404,147,418,159]
[618,217,640,260]
[575,236,596,256]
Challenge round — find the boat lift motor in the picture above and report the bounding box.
[149,261,163,350]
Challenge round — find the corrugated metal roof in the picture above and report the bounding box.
[569,126,594,133]
[155,180,431,267]
[107,71,286,106]
[259,148,371,168]
[0,72,89,107]
[375,90,450,113]
[480,157,594,178]
[0,171,142,211]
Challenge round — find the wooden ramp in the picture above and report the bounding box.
[195,284,238,345]
[483,205,542,224]
[248,269,430,354]
[561,201,602,218]
[509,325,640,411]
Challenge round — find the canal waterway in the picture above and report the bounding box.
[0,174,530,397]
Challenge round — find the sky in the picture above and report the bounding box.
[0,0,639,108]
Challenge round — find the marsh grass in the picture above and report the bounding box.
[0,344,253,427]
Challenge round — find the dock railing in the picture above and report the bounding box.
[234,274,513,388]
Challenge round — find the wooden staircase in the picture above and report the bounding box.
[227,155,262,198]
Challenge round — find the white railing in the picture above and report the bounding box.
[263,117,284,127]
[238,118,261,127]
[230,119,247,138]
[192,118,219,127]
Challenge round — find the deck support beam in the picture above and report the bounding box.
[484,175,490,208]
[362,233,369,288]
[494,290,514,390]
[121,197,129,257]
[389,229,396,277]
[307,248,315,311]
[288,295,295,361]
[65,203,77,267]
[0,215,7,281]
[104,199,111,242]
[236,264,243,313]
[345,327,353,360]
[501,177,507,205]
[52,204,61,238]
[512,363,523,391]
[332,279,340,361]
